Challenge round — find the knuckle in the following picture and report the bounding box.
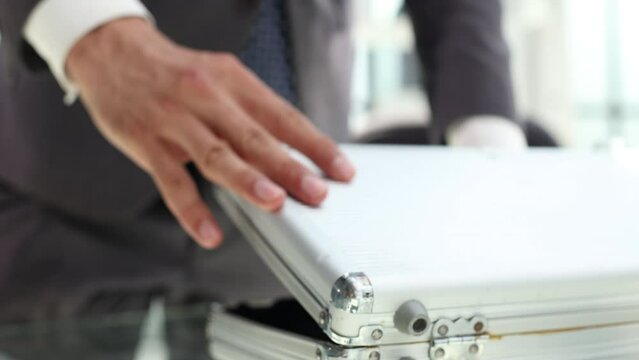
[216,53,240,69]
[241,126,271,150]
[212,53,251,84]
[160,171,187,190]
[157,98,180,114]
[177,67,203,84]
[280,105,307,129]
[202,141,231,169]
[154,98,190,131]
[266,109,287,134]
[115,117,148,139]
[176,67,214,98]
[282,105,304,124]
[272,105,312,136]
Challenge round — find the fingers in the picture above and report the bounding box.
[176,55,355,183]
[137,135,224,249]
[220,107,331,205]
[160,113,287,211]
[174,95,330,206]
[234,67,355,181]
[243,93,356,182]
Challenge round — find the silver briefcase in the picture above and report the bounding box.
[208,301,639,359]
[210,145,639,359]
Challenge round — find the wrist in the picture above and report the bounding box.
[23,0,154,104]
[67,18,161,85]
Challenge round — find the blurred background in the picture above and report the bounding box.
[351,0,639,148]
[1,1,637,148]
[1,1,636,147]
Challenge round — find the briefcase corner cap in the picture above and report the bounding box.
[330,272,374,314]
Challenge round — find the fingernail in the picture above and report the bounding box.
[254,178,285,202]
[332,155,356,180]
[301,174,328,200]
[198,220,221,247]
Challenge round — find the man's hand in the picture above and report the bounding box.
[66,18,356,249]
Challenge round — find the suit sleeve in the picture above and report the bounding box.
[0,0,48,71]
[405,0,517,144]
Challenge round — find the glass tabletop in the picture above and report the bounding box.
[0,301,212,360]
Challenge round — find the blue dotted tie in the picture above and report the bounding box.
[240,0,298,105]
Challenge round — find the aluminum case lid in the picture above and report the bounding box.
[227,146,639,311]
[217,145,639,347]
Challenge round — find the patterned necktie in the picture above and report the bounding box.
[240,0,298,105]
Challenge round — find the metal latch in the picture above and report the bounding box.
[429,316,489,360]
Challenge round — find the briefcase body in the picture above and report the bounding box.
[208,301,639,359]
[211,145,639,359]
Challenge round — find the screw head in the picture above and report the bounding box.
[437,324,449,337]
[434,347,446,359]
[469,344,480,354]
[371,329,384,341]
[474,321,485,333]
[369,351,381,360]
[319,311,327,326]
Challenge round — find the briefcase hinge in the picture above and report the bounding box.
[430,334,489,360]
[429,316,489,360]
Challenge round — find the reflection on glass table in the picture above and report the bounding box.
[0,301,211,360]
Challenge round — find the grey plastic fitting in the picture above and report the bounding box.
[394,300,431,336]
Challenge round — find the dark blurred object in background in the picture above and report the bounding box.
[358,119,559,147]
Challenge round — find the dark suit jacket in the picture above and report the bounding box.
[0,0,516,320]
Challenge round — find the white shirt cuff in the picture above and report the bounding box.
[23,0,152,105]
[447,116,528,149]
